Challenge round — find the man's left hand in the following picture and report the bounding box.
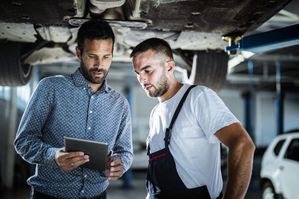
[106,156,122,180]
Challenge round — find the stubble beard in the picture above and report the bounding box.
[148,75,169,97]
[80,62,108,85]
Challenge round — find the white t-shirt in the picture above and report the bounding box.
[148,84,239,199]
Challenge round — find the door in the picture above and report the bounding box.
[280,138,299,198]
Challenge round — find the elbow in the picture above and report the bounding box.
[251,141,256,152]
[14,134,28,158]
[14,136,21,154]
[230,134,255,157]
[242,136,256,157]
[248,136,256,152]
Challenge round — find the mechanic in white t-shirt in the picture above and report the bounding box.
[131,38,255,199]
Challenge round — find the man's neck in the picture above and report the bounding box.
[159,81,182,102]
[90,82,103,93]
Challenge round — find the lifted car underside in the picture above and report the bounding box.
[0,0,292,88]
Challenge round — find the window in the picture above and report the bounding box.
[285,138,299,162]
[273,139,285,156]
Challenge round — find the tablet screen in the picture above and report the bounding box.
[64,137,108,172]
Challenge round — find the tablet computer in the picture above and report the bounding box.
[64,137,108,171]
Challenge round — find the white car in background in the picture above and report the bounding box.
[260,131,299,199]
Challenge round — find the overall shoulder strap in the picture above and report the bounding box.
[164,85,196,146]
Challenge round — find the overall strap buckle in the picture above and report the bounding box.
[164,128,172,145]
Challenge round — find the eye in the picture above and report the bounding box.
[87,54,97,60]
[144,69,152,74]
[104,55,112,59]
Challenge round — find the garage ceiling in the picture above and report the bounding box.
[226,0,299,93]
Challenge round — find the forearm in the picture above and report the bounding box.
[224,140,255,199]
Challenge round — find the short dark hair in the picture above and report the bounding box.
[130,38,173,59]
[77,20,115,50]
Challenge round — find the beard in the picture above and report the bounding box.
[80,62,108,85]
[148,75,169,97]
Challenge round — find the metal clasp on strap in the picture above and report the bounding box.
[164,128,172,145]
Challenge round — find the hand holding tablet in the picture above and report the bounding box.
[64,137,108,172]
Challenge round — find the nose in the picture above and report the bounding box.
[138,73,147,84]
[94,57,101,67]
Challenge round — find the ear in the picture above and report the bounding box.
[166,60,175,72]
[76,47,82,59]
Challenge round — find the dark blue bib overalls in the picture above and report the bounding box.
[146,85,223,199]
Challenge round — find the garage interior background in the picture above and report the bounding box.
[0,0,299,194]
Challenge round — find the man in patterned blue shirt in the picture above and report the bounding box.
[14,20,133,199]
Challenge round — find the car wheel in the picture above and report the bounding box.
[262,182,278,199]
[188,51,228,92]
[0,41,33,86]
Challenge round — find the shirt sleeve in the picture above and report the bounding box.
[14,78,59,168]
[194,87,240,142]
[111,99,133,174]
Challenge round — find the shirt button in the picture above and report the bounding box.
[84,174,87,178]
[89,110,93,114]
[88,127,91,130]
[81,190,85,193]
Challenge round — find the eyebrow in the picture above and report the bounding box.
[86,52,113,57]
[135,65,151,74]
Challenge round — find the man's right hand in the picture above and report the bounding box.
[55,148,89,171]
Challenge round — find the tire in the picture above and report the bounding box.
[188,51,228,92]
[0,41,33,86]
[262,182,278,199]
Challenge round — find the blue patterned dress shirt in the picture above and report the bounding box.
[14,69,133,198]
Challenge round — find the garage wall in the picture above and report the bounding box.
[255,92,277,147]
[284,95,299,131]
[219,89,244,124]
[218,89,299,147]
[219,90,299,147]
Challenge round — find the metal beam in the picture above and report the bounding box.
[227,74,299,84]
[250,54,299,62]
[275,62,284,135]
[225,24,299,53]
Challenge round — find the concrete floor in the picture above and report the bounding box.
[107,171,262,199]
[1,155,263,199]
[1,170,262,199]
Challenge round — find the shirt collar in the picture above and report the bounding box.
[72,68,110,93]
